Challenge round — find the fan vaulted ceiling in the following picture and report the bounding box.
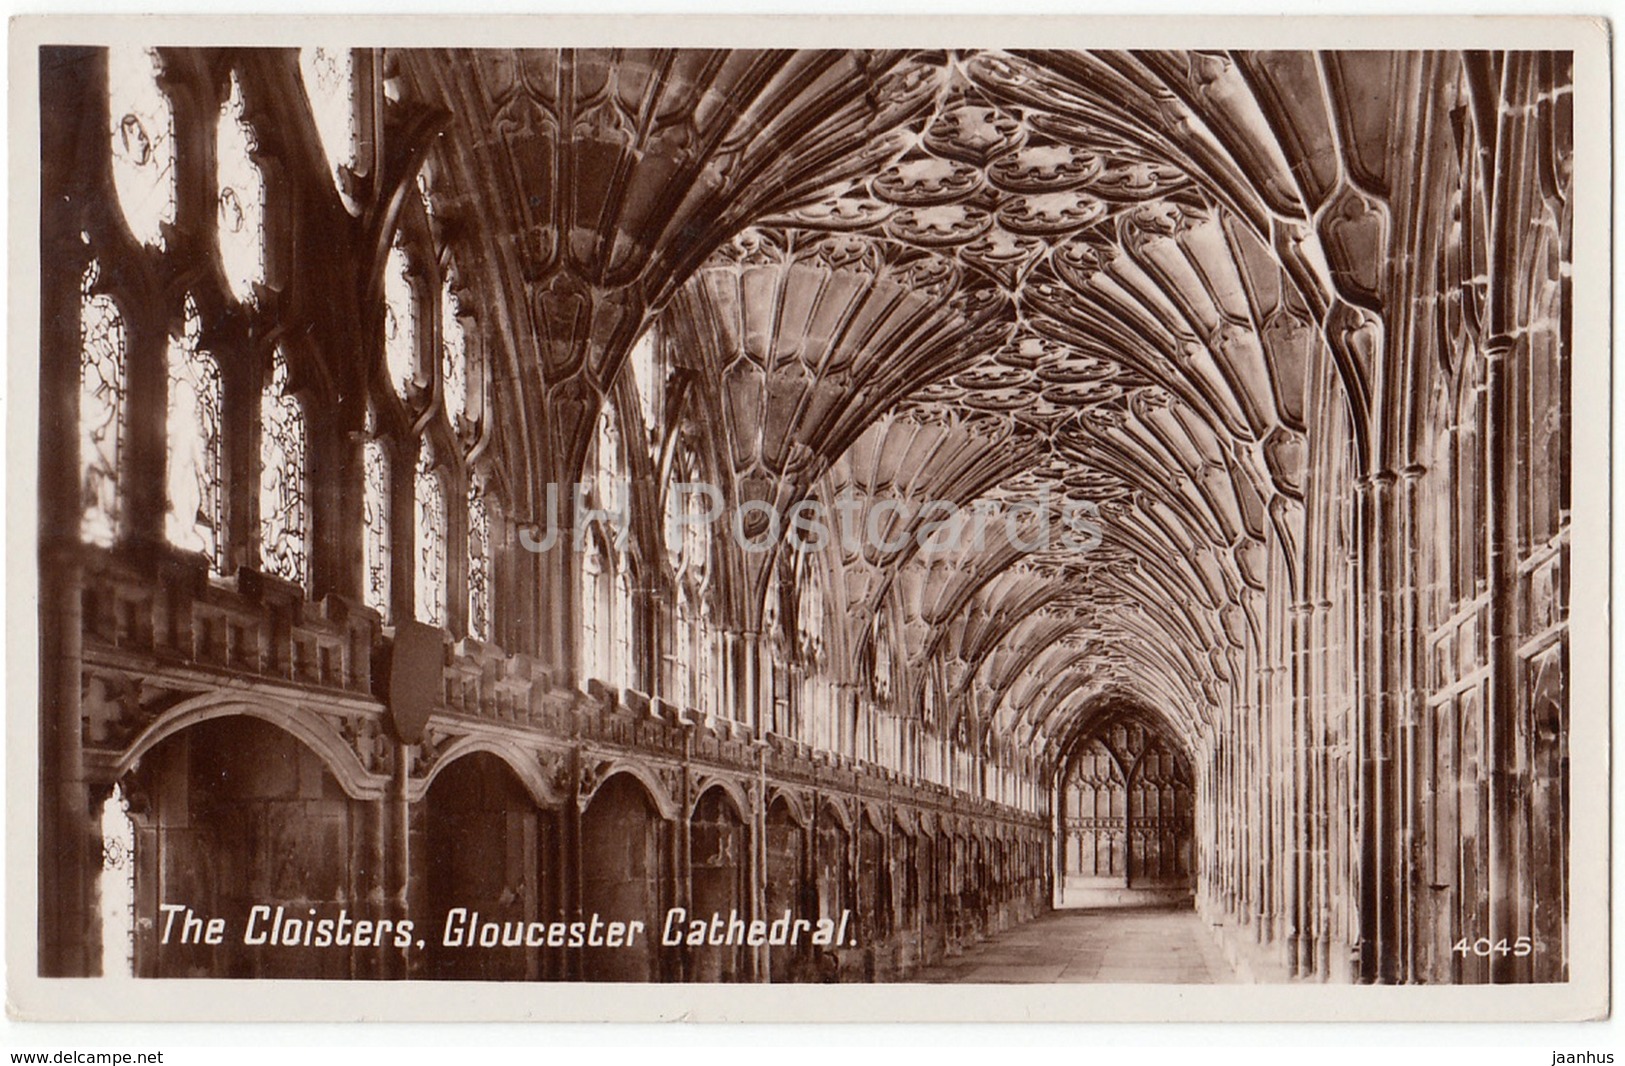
[391,47,1402,765]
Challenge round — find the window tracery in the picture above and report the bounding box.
[217,72,266,306]
[298,47,356,202]
[108,46,176,252]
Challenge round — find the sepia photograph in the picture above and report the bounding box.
[8,14,1610,1025]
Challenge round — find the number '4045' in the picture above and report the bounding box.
[1452,936,1534,957]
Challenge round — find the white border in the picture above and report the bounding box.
[4,12,1612,1027]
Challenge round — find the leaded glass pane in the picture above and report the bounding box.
[79,261,125,548]
[108,47,176,252]
[363,407,391,620]
[467,484,490,642]
[384,242,417,397]
[165,295,223,569]
[614,566,633,690]
[630,329,659,435]
[872,614,893,702]
[441,281,467,427]
[298,47,355,198]
[594,404,621,511]
[217,72,266,306]
[672,591,691,707]
[259,348,307,585]
[580,534,604,679]
[414,445,446,627]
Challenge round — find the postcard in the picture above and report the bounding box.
[7,14,1610,1023]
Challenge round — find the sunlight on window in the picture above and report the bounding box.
[108,46,176,252]
[581,532,605,680]
[298,47,356,201]
[79,261,125,548]
[629,329,660,436]
[384,242,417,397]
[97,783,136,978]
[259,348,307,585]
[217,71,266,305]
[614,566,634,691]
[467,483,490,642]
[441,280,468,427]
[165,295,223,570]
[414,444,446,627]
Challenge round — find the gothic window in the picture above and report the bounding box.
[414,442,447,627]
[217,71,266,306]
[441,279,467,429]
[298,47,355,202]
[79,261,126,548]
[467,482,490,642]
[107,46,176,252]
[384,241,418,398]
[165,295,223,570]
[259,347,307,585]
[362,406,391,620]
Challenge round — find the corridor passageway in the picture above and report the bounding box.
[919,904,1236,984]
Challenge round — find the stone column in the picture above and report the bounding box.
[1396,463,1428,983]
[1483,334,1528,984]
[1289,599,1314,977]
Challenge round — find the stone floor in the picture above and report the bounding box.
[916,903,1239,983]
